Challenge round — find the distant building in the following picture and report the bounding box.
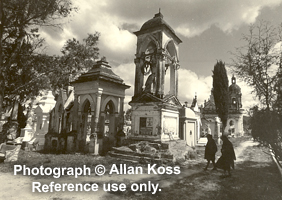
[179,96,202,147]
[202,75,244,137]
[201,89,222,141]
[226,75,244,136]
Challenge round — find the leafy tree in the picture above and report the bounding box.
[0,0,77,117]
[52,33,100,92]
[212,60,229,130]
[125,108,132,121]
[3,33,101,119]
[231,21,282,158]
[230,21,282,110]
[0,0,4,121]
[250,107,282,146]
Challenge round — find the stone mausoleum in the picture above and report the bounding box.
[45,60,130,154]
[129,12,183,142]
[108,12,203,163]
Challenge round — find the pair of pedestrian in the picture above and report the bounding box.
[204,134,236,177]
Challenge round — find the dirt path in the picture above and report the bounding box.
[0,139,278,200]
[120,138,282,200]
[234,139,259,162]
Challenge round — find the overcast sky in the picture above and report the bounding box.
[41,0,282,111]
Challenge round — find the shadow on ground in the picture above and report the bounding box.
[102,145,282,200]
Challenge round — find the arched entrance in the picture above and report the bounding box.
[104,100,115,139]
[81,100,92,148]
[101,100,116,154]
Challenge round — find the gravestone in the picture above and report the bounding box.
[66,136,74,153]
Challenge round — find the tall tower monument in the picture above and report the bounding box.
[129,12,183,141]
[225,75,244,136]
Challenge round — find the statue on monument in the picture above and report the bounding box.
[172,56,180,70]
[141,53,157,93]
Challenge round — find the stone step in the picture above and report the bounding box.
[127,138,169,149]
[128,137,162,144]
[109,151,145,162]
[111,147,174,160]
[115,158,139,164]
[195,145,205,153]
[109,152,162,163]
[109,151,166,164]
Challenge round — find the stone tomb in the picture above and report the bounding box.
[110,12,200,163]
[45,60,130,154]
[129,12,183,143]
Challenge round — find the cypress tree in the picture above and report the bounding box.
[212,60,229,130]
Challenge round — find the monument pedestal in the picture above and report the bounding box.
[21,125,34,150]
[129,94,181,142]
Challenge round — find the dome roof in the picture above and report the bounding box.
[229,83,241,93]
[229,75,241,93]
[134,12,182,44]
[140,12,175,34]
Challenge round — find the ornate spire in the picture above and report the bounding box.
[231,74,236,84]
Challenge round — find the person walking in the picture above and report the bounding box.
[204,134,217,170]
[216,135,236,177]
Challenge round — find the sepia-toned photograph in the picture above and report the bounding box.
[0,0,282,199]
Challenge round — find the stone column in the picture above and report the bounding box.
[119,97,125,126]
[41,115,47,134]
[176,66,179,97]
[155,50,165,98]
[33,116,37,133]
[73,94,79,131]
[169,58,180,97]
[184,121,186,141]
[94,88,103,133]
[134,57,143,98]
[91,88,103,155]
[73,94,80,151]
[170,64,176,96]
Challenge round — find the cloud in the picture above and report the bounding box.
[176,68,259,110]
[42,0,136,64]
[40,0,282,61]
[177,69,212,106]
[174,0,282,37]
[103,0,282,38]
[111,62,135,96]
[39,28,73,55]
[111,62,135,111]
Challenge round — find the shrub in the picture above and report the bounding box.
[250,108,282,159]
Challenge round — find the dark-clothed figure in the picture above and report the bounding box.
[204,134,217,170]
[216,135,236,177]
